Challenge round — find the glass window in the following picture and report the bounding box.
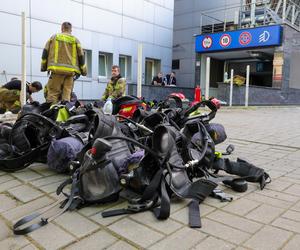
[119,55,132,80]
[172,59,180,70]
[83,49,92,77]
[98,52,113,77]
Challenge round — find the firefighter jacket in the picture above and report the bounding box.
[101,75,126,101]
[41,33,87,76]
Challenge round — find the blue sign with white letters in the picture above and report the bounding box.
[195,25,282,53]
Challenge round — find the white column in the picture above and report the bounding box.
[205,57,211,100]
[229,69,234,107]
[283,0,287,22]
[21,12,27,107]
[137,44,143,98]
[250,0,256,27]
[245,65,250,107]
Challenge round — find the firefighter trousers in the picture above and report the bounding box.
[46,73,74,103]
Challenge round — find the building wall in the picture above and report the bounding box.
[0,0,174,102]
[172,0,240,88]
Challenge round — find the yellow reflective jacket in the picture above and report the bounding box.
[41,33,87,76]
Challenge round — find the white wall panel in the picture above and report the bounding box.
[154,6,173,28]
[83,5,122,36]
[31,0,82,28]
[0,44,21,74]
[30,19,60,48]
[84,0,123,14]
[123,17,154,43]
[1,0,30,15]
[154,26,172,47]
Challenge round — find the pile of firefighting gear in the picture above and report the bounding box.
[0,95,270,235]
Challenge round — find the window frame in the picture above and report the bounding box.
[98,53,108,78]
[83,49,92,78]
[119,55,128,78]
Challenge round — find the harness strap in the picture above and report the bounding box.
[189,200,201,228]
[13,173,79,235]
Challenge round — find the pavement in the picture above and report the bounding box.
[1,106,300,250]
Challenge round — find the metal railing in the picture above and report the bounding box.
[199,0,300,34]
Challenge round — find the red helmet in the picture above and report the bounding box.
[210,98,221,109]
[169,93,186,100]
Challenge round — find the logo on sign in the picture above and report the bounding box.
[239,32,252,45]
[202,36,213,49]
[259,31,270,43]
[219,34,231,47]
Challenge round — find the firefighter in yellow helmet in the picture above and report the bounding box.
[41,22,87,104]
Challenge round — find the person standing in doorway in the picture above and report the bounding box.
[41,22,87,104]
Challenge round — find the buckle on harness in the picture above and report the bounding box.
[127,200,154,212]
[211,189,233,202]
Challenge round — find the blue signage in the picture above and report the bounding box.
[195,25,282,53]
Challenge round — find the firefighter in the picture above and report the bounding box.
[0,79,42,113]
[101,65,126,101]
[41,22,87,104]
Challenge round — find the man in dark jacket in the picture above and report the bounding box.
[164,72,177,86]
[151,72,163,85]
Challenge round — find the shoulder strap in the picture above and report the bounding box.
[13,172,80,235]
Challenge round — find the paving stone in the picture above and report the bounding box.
[29,223,75,250]
[207,210,262,234]
[108,218,164,248]
[11,170,42,182]
[246,192,294,209]
[8,185,43,203]
[55,211,99,238]
[130,211,182,235]
[0,193,18,213]
[283,184,300,197]
[0,179,22,192]
[65,230,117,250]
[221,198,261,216]
[0,174,14,184]
[2,196,53,221]
[38,181,66,193]
[261,189,300,202]
[203,196,230,208]
[106,240,137,250]
[192,236,235,250]
[266,179,293,191]
[282,210,300,222]
[245,204,284,224]
[170,198,190,213]
[281,176,300,185]
[272,217,300,233]
[0,219,11,241]
[21,244,39,250]
[282,234,300,250]
[149,227,206,250]
[291,200,300,212]
[243,225,292,250]
[0,236,30,250]
[29,163,55,176]
[30,175,67,187]
[90,202,129,226]
[267,170,287,179]
[199,218,251,245]
[171,203,215,225]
